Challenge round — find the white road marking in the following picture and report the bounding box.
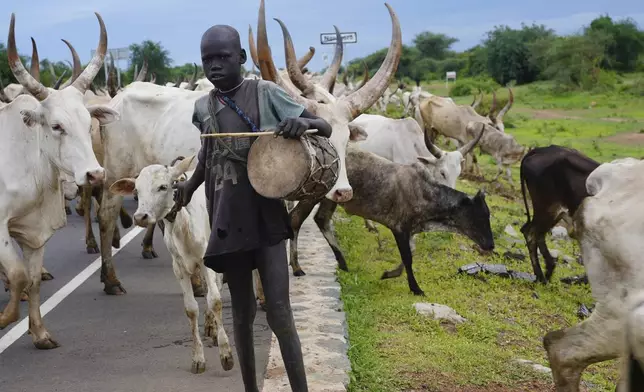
[0,226,145,354]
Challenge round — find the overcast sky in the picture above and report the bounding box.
[1,0,643,72]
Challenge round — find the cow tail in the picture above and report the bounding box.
[520,157,531,224]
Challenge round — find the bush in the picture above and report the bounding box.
[449,82,473,96]
[620,78,644,96]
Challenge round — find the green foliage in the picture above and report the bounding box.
[587,15,644,72]
[128,40,173,85]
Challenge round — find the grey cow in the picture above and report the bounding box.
[288,145,495,296]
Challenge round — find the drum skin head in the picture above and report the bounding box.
[247,135,311,199]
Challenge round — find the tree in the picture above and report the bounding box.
[587,15,644,72]
[484,23,555,85]
[412,32,458,60]
[127,40,173,84]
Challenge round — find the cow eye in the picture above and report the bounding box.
[52,124,65,134]
[158,185,168,192]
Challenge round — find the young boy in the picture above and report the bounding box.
[173,25,332,392]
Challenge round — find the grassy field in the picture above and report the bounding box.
[333,76,644,391]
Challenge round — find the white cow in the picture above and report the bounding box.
[0,12,116,348]
[109,156,234,374]
[95,81,207,294]
[543,157,644,391]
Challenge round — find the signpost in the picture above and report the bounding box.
[445,71,456,91]
[91,47,130,86]
[320,32,357,74]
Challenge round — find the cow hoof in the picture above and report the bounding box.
[293,269,306,277]
[65,206,72,216]
[220,353,234,371]
[141,249,158,259]
[191,360,206,374]
[112,238,121,249]
[41,272,54,281]
[86,246,99,254]
[34,336,60,350]
[104,284,127,295]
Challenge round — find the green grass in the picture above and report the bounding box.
[333,80,644,391]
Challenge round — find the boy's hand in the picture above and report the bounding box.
[172,181,194,207]
[274,117,311,139]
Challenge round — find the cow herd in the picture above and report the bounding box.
[1,1,643,390]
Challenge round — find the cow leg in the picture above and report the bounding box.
[523,224,547,283]
[171,258,206,373]
[0,231,28,328]
[21,244,59,349]
[191,264,206,298]
[544,300,622,391]
[141,223,158,259]
[505,165,513,185]
[391,230,423,296]
[288,199,317,277]
[92,186,122,249]
[202,266,234,371]
[382,235,417,280]
[64,200,72,216]
[98,190,126,295]
[313,199,348,272]
[253,269,266,311]
[538,238,558,282]
[41,265,54,281]
[81,186,100,254]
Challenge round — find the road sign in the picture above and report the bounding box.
[320,32,357,45]
[446,71,456,80]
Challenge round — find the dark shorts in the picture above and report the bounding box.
[203,239,288,274]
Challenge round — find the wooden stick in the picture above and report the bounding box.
[200,129,318,138]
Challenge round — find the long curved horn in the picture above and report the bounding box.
[459,122,485,156]
[297,46,315,71]
[496,87,514,123]
[341,3,402,119]
[423,128,444,158]
[185,63,198,90]
[355,61,370,90]
[488,90,497,121]
[248,25,260,69]
[133,64,139,81]
[107,53,118,97]
[0,78,10,103]
[257,0,317,112]
[471,88,482,109]
[48,62,58,81]
[319,26,343,93]
[274,18,315,94]
[61,39,82,84]
[174,75,183,87]
[29,37,40,82]
[7,14,49,100]
[53,69,68,89]
[149,73,156,84]
[134,57,148,82]
[71,12,108,94]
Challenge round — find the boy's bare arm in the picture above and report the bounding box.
[274,109,332,139]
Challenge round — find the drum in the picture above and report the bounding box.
[247,134,340,201]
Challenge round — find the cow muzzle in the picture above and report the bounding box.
[86,169,105,186]
[329,188,353,203]
[133,212,155,228]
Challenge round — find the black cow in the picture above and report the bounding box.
[288,145,495,296]
[519,145,599,283]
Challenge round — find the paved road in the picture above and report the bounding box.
[0,197,271,392]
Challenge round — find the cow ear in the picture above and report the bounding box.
[348,123,368,141]
[417,156,437,165]
[20,109,46,128]
[170,155,196,180]
[109,178,136,196]
[87,105,120,125]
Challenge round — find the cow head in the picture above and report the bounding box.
[109,156,196,227]
[419,123,485,188]
[255,0,402,203]
[7,12,117,187]
[447,190,494,252]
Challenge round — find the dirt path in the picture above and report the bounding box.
[516,108,635,123]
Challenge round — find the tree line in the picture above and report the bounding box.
[344,14,644,95]
[1,14,642,95]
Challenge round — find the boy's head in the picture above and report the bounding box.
[200,25,247,89]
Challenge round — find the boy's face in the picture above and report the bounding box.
[200,26,247,89]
